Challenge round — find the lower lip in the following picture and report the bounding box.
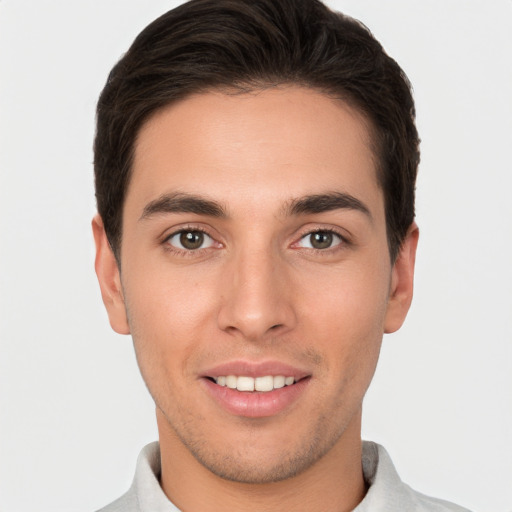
[201,377,310,418]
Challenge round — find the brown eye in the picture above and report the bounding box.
[298,231,342,250]
[310,232,333,249]
[167,230,214,250]
[180,231,204,249]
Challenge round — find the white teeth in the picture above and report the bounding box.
[237,376,255,392]
[255,375,273,392]
[273,375,285,389]
[225,375,237,389]
[214,375,296,392]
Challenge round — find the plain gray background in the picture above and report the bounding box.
[1,1,511,511]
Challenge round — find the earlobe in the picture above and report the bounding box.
[92,214,130,335]
[384,222,419,334]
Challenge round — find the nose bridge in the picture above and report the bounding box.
[217,241,295,340]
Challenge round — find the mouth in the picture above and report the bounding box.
[207,374,297,392]
[200,362,311,417]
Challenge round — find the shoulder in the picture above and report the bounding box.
[359,442,473,512]
[402,483,472,512]
[95,488,138,512]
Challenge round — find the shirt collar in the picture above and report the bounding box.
[129,440,426,511]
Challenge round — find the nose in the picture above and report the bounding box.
[217,248,297,342]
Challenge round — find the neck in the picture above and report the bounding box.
[157,409,367,512]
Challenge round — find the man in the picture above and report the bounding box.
[92,0,470,510]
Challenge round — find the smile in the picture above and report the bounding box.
[200,361,311,417]
[214,375,296,392]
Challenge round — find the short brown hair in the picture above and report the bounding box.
[94,0,419,262]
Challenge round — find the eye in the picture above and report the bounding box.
[297,230,343,250]
[166,230,215,251]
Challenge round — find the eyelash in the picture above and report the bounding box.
[163,226,218,256]
[162,226,349,256]
[294,228,349,253]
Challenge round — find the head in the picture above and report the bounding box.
[94,0,419,264]
[92,0,420,489]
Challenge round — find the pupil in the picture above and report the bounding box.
[180,231,203,250]
[311,232,332,249]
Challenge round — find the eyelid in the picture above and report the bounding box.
[166,230,214,249]
[162,224,223,253]
[291,226,351,251]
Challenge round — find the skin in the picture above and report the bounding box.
[93,87,418,512]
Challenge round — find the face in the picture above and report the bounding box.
[94,87,417,484]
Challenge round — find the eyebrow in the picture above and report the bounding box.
[285,192,372,220]
[139,192,227,220]
[139,190,371,222]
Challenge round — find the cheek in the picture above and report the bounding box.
[301,261,389,330]
[124,258,218,331]
[299,263,389,377]
[121,262,220,382]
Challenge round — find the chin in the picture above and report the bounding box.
[178,420,342,484]
[192,449,321,484]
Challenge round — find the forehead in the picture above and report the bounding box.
[128,87,382,220]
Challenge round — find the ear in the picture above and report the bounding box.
[92,214,130,335]
[384,222,419,334]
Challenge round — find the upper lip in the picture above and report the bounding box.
[201,360,311,380]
